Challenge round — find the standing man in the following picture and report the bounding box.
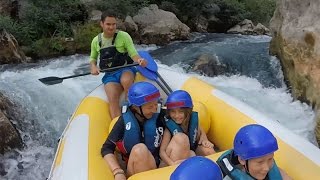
[90,10,147,119]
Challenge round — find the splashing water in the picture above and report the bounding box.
[0,34,316,179]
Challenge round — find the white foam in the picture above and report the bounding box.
[1,46,318,179]
[213,89,320,165]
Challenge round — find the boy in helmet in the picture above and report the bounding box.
[217,124,292,180]
[101,82,165,179]
[171,156,223,180]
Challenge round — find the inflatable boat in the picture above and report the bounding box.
[47,53,320,180]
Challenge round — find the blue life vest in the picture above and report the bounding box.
[217,150,283,180]
[122,108,164,157]
[165,112,198,151]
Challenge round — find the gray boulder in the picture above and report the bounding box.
[193,54,226,76]
[0,29,26,64]
[133,4,190,45]
[228,19,270,35]
[0,92,22,154]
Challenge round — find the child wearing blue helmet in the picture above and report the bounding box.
[160,90,215,166]
[171,156,223,180]
[101,82,165,179]
[217,124,292,180]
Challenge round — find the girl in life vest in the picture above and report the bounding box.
[217,124,292,180]
[159,90,215,166]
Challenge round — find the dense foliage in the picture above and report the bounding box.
[95,0,150,18]
[241,0,276,25]
[0,0,275,59]
[153,0,275,30]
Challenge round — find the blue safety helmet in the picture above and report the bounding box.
[166,90,193,109]
[170,156,223,180]
[234,124,278,160]
[128,82,160,106]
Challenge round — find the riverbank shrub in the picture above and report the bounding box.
[150,0,275,29]
[94,0,150,18]
[73,22,101,53]
[28,38,65,59]
[0,16,35,45]
[1,0,275,60]
[242,0,276,25]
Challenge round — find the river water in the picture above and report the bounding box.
[0,33,316,179]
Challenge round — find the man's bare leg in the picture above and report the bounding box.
[104,82,123,119]
[120,70,135,98]
[127,143,157,177]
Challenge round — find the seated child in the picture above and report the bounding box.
[171,156,223,180]
[160,90,215,166]
[217,124,292,180]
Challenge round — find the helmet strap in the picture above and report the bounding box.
[131,106,148,121]
[139,106,148,120]
[244,160,258,180]
[130,106,147,122]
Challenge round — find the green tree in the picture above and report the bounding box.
[20,0,87,39]
[95,0,150,17]
[241,0,276,25]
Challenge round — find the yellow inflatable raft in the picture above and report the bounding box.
[48,73,320,180]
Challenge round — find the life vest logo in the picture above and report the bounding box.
[126,122,131,130]
[173,129,179,135]
[192,128,197,144]
[154,127,164,147]
[107,62,112,67]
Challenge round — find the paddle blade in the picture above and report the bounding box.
[38,77,63,85]
[137,66,158,81]
[138,50,158,72]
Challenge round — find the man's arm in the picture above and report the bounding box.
[122,31,147,67]
[101,118,126,177]
[89,36,100,75]
[90,61,100,75]
[104,154,126,179]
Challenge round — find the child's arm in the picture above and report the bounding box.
[198,127,214,148]
[198,127,208,143]
[159,129,175,166]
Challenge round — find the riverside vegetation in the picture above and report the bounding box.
[0,0,275,60]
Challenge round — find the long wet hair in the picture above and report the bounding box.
[167,107,193,123]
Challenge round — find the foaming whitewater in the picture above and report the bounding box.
[157,64,317,144]
[0,55,102,179]
[0,35,317,179]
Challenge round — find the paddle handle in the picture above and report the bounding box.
[155,80,170,95]
[156,72,173,93]
[61,72,91,80]
[101,63,138,73]
[61,63,139,80]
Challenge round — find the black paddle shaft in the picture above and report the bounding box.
[156,72,173,93]
[39,63,138,85]
[155,80,170,96]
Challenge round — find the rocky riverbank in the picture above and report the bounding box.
[269,0,320,144]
